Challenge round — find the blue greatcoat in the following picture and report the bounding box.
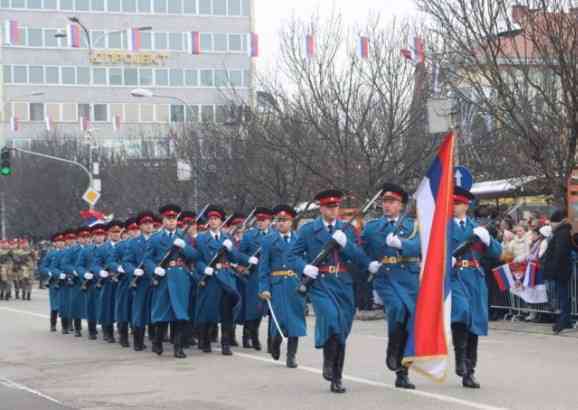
[259,231,306,338]
[55,246,74,320]
[109,240,132,324]
[90,242,116,326]
[40,249,60,312]
[289,217,369,348]
[61,244,84,320]
[123,234,153,328]
[184,234,199,326]
[361,217,421,335]
[451,218,502,336]
[76,243,99,322]
[193,231,248,325]
[143,230,198,323]
[239,228,268,322]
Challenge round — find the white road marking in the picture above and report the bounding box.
[0,376,64,406]
[1,306,509,410]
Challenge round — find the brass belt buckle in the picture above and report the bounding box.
[329,265,337,274]
[216,263,223,270]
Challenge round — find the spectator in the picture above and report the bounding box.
[504,225,530,262]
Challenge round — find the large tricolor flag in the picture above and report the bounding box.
[402,131,455,381]
[357,35,369,59]
[3,19,19,45]
[127,28,141,51]
[401,36,425,65]
[67,23,82,48]
[189,31,201,55]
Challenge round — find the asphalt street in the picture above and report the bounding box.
[0,289,577,410]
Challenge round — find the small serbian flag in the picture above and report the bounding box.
[305,33,316,58]
[403,131,455,382]
[248,32,259,57]
[357,36,369,59]
[492,263,516,291]
[45,115,53,132]
[79,116,90,132]
[127,28,141,51]
[67,23,82,48]
[189,31,201,55]
[4,19,19,45]
[10,115,18,132]
[112,114,121,131]
[401,36,425,65]
[80,209,112,227]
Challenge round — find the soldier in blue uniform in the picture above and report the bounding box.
[194,205,254,356]
[40,233,65,332]
[259,205,306,368]
[144,204,200,359]
[289,190,373,393]
[57,230,78,335]
[224,213,245,347]
[238,207,272,350]
[62,227,89,337]
[123,211,155,351]
[361,183,420,389]
[178,210,200,349]
[450,187,502,388]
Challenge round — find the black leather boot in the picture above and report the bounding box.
[452,324,468,377]
[242,324,252,348]
[323,336,338,381]
[230,325,239,347]
[330,343,346,393]
[108,325,116,343]
[50,310,58,332]
[221,323,233,356]
[463,332,480,388]
[386,326,404,371]
[61,318,69,334]
[210,324,219,343]
[251,319,262,351]
[152,322,166,356]
[201,324,212,353]
[88,321,97,340]
[169,321,175,344]
[120,323,130,348]
[271,334,282,361]
[148,324,155,342]
[286,337,298,368]
[74,319,82,337]
[173,322,187,359]
[395,367,416,389]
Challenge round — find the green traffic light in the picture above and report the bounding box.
[0,166,12,176]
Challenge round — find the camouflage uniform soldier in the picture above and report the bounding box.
[0,240,12,300]
[13,239,35,301]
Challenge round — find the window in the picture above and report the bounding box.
[29,66,44,83]
[11,0,25,7]
[15,28,26,46]
[168,32,183,50]
[167,0,181,13]
[43,0,58,8]
[44,29,59,47]
[92,31,106,48]
[60,0,73,10]
[139,68,153,85]
[183,0,195,13]
[200,69,213,86]
[200,33,212,51]
[153,0,166,13]
[170,104,184,122]
[213,0,226,14]
[141,31,152,49]
[140,104,154,121]
[27,0,42,8]
[215,105,227,123]
[107,0,121,12]
[169,69,183,86]
[154,32,167,49]
[0,0,9,7]
[228,0,240,15]
[229,70,242,86]
[45,66,59,84]
[93,67,107,85]
[213,33,226,52]
[201,105,214,122]
[77,67,90,84]
[155,68,168,86]
[188,105,199,122]
[76,0,89,11]
[109,68,122,85]
[13,66,27,83]
[29,103,44,121]
[125,104,139,122]
[92,0,105,11]
[229,34,242,51]
[215,69,227,87]
[199,0,211,14]
[185,69,197,86]
[27,28,42,47]
[3,65,11,83]
[138,0,151,12]
[78,104,91,120]
[243,69,250,86]
[124,68,138,85]
[62,67,76,84]
[94,104,108,122]
[108,31,122,49]
[242,0,250,16]
[62,103,76,121]
[122,0,137,11]
[46,104,60,122]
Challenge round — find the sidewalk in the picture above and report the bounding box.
[490,319,578,338]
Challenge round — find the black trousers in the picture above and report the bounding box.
[220,292,235,326]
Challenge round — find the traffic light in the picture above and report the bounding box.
[1,147,12,176]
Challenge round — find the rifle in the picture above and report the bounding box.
[297,188,383,295]
[80,274,92,292]
[48,274,60,289]
[452,219,496,258]
[197,214,235,288]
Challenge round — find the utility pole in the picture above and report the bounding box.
[1,191,6,240]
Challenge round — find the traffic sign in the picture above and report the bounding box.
[82,189,100,206]
[454,166,473,190]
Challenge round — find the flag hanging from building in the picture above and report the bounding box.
[9,115,18,132]
[79,116,90,132]
[248,32,259,57]
[189,31,201,55]
[357,35,369,59]
[403,131,455,382]
[67,23,82,48]
[401,36,425,65]
[112,114,121,131]
[45,115,53,132]
[305,33,316,59]
[3,19,19,45]
[127,28,141,52]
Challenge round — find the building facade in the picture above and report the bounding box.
[0,0,254,156]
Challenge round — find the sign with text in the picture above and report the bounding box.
[89,51,169,66]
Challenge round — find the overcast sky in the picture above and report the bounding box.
[254,0,419,69]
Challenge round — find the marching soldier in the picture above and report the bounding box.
[258,205,306,368]
[450,187,502,388]
[239,207,272,350]
[0,239,12,300]
[289,190,372,393]
[361,184,420,389]
[63,228,89,337]
[178,210,199,348]
[57,230,78,335]
[144,204,199,358]
[39,233,65,331]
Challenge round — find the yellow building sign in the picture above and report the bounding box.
[89,51,169,66]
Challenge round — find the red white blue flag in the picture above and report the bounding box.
[248,32,259,57]
[127,28,141,51]
[189,31,201,55]
[401,36,425,65]
[67,23,82,48]
[3,19,19,45]
[357,35,369,59]
[492,263,516,291]
[403,131,455,381]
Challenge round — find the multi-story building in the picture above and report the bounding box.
[0,0,254,156]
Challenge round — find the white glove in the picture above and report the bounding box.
[386,233,403,250]
[452,257,456,267]
[84,272,94,280]
[173,238,186,249]
[99,270,109,278]
[368,261,381,274]
[204,267,214,276]
[59,273,66,280]
[73,270,79,277]
[332,230,347,248]
[117,266,125,274]
[223,239,233,251]
[248,256,259,265]
[473,227,491,246]
[47,271,53,277]
[303,264,319,279]
[154,267,166,277]
[133,268,144,277]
